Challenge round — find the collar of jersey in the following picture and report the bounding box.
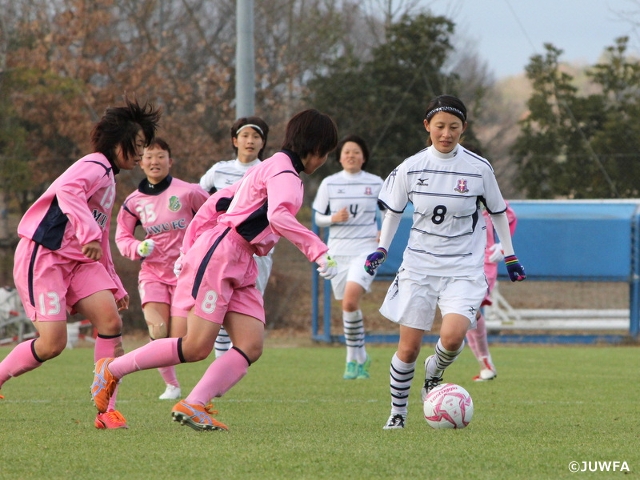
[235,158,261,170]
[281,149,304,173]
[138,175,173,195]
[429,144,460,160]
[99,152,119,175]
[341,170,363,179]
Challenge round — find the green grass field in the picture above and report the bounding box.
[1,342,638,479]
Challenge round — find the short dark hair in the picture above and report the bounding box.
[230,116,270,159]
[424,94,467,124]
[335,134,370,170]
[146,137,171,158]
[281,109,338,160]
[91,97,161,163]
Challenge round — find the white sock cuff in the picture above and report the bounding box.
[391,352,415,371]
[436,338,465,356]
[343,310,362,321]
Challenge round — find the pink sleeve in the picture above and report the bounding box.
[56,161,112,247]
[115,199,142,261]
[266,171,328,263]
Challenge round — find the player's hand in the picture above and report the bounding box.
[173,254,184,277]
[316,254,338,279]
[364,247,387,276]
[116,295,130,311]
[82,241,103,261]
[137,239,155,257]
[488,243,504,263]
[505,255,526,282]
[332,207,349,223]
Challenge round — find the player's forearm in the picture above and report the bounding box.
[377,209,402,251]
[490,212,515,256]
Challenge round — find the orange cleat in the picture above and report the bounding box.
[95,409,128,429]
[91,358,118,413]
[171,400,229,432]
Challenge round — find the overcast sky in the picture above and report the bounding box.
[424,0,639,78]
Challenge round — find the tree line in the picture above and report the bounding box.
[2,0,639,230]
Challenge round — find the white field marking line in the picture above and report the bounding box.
[2,398,381,404]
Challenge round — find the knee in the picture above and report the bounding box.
[94,316,123,337]
[185,347,211,363]
[147,322,168,340]
[181,338,213,362]
[396,344,420,364]
[35,338,66,361]
[439,333,465,352]
[245,344,263,364]
[342,299,359,312]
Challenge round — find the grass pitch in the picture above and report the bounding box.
[1,342,639,479]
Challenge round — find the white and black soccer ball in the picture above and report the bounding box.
[423,383,474,429]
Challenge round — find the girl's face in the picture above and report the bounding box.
[140,145,172,183]
[302,152,329,174]
[424,112,467,154]
[234,127,264,163]
[338,141,365,174]
[114,130,146,170]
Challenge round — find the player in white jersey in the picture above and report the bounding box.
[116,138,208,400]
[199,116,273,357]
[363,95,526,430]
[312,135,384,380]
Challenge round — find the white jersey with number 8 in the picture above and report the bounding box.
[378,145,507,276]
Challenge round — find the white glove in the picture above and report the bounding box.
[137,239,155,257]
[488,242,504,263]
[173,253,184,277]
[316,254,338,280]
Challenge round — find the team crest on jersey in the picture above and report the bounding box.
[364,187,372,195]
[168,196,182,212]
[454,179,469,194]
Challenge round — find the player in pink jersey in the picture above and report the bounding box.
[91,109,339,431]
[116,137,208,400]
[465,203,517,381]
[1,97,160,429]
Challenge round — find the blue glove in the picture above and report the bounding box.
[364,248,387,276]
[504,255,526,282]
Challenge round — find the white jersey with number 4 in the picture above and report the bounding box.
[312,170,384,256]
[379,144,507,277]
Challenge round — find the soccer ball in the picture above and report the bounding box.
[423,383,474,429]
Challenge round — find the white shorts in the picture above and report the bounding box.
[329,253,376,300]
[379,268,487,331]
[254,251,274,295]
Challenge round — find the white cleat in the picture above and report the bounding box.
[473,368,497,382]
[473,358,497,381]
[159,384,182,400]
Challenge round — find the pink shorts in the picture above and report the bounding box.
[13,238,118,321]
[138,280,187,317]
[173,226,264,325]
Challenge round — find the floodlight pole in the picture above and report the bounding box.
[236,0,255,117]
